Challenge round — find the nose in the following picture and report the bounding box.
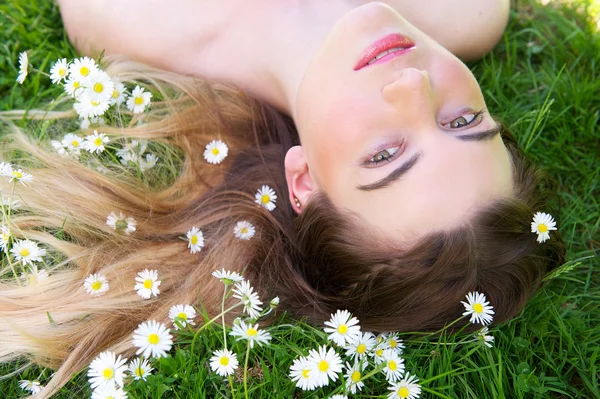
[381,68,435,118]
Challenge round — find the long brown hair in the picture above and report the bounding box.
[0,58,564,397]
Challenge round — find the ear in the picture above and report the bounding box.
[284,146,315,214]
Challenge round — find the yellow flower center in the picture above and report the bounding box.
[211,148,220,155]
[398,386,409,398]
[135,96,144,105]
[388,360,397,371]
[240,227,248,234]
[351,371,361,382]
[2,233,9,243]
[473,303,483,313]
[80,66,90,76]
[389,339,397,348]
[143,279,153,289]
[538,223,548,233]
[337,324,348,334]
[12,171,22,179]
[112,90,119,99]
[91,100,101,107]
[148,333,159,345]
[93,83,104,93]
[73,81,80,89]
[318,360,329,372]
[376,348,383,357]
[220,356,229,366]
[58,68,66,77]
[94,137,103,146]
[190,236,198,245]
[72,140,80,147]
[177,312,187,320]
[135,367,144,377]
[301,369,310,379]
[357,343,367,354]
[103,368,114,379]
[20,248,29,257]
[91,281,102,291]
[107,397,114,399]
[261,194,270,204]
[247,328,258,337]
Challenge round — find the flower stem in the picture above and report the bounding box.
[244,343,251,399]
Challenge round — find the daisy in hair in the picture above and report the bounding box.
[344,359,366,394]
[233,220,256,240]
[9,169,33,185]
[209,348,238,377]
[50,58,70,84]
[83,273,109,296]
[387,371,421,399]
[87,350,128,390]
[132,320,173,358]
[461,291,495,325]
[323,309,361,347]
[186,226,204,254]
[18,380,43,395]
[211,268,244,285]
[106,211,137,235]
[10,239,46,265]
[531,211,557,243]
[168,304,197,329]
[203,139,229,164]
[289,356,318,391]
[134,269,161,299]
[16,51,28,84]
[254,185,277,211]
[128,357,153,381]
[83,130,110,154]
[232,279,263,319]
[230,319,272,349]
[306,345,343,388]
[126,85,152,114]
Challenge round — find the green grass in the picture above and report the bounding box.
[1,0,599,398]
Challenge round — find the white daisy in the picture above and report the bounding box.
[203,140,228,164]
[232,280,263,319]
[531,211,557,243]
[306,345,343,388]
[9,169,33,185]
[106,211,137,235]
[68,56,98,81]
[387,372,421,399]
[21,267,49,285]
[0,162,12,176]
[134,269,161,299]
[323,309,361,347]
[16,51,28,84]
[132,320,173,358]
[289,356,317,391]
[476,327,495,348]
[139,153,159,171]
[10,239,46,265]
[168,304,197,329]
[91,384,128,399]
[0,195,20,210]
[1,225,10,251]
[254,185,277,211]
[83,130,110,154]
[209,348,238,377]
[211,268,244,285]
[74,92,110,119]
[382,349,405,382]
[380,332,405,355]
[80,116,106,130]
[345,331,377,360]
[62,133,84,156]
[87,350,128,390]
[344,360,366,394]
[50,58,70,84]
[110,78,127,106]
[186,226,204,254]
[461,291,495,325]
[233,220,255,240]
[126,85,152,114]
[64,76,83,98]
[371,345,386,365]
[230,319,272,349]
[18,380,43,394]
[128,357,153,381]
[83,273,109,296]
[83,70,114,102]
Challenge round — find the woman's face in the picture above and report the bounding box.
[290,3,513,242]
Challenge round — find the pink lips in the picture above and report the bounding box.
[354,33,415,71]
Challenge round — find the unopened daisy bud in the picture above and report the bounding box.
[16,51,28,84]
[269,296,280,309]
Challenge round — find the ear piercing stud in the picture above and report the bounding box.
[293,197,301,208]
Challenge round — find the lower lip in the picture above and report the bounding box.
[365,47,414,68]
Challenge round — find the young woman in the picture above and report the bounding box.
[1,1,564,397]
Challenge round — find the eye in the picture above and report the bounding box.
[367,145,401,166]
[443,110,484,129]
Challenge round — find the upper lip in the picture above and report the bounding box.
[354,33,415,71]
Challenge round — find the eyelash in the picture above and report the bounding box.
[365,109,485,166]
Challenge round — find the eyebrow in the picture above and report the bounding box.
[356,124,502,192]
